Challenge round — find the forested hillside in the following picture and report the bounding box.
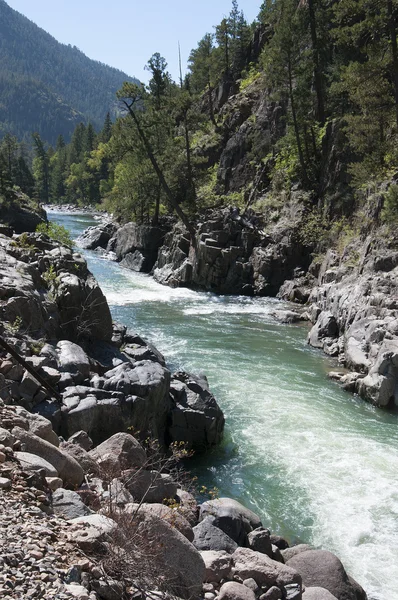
[0,0,136,144]
[4,0,398,239]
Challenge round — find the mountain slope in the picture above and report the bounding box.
[0,0,137,144]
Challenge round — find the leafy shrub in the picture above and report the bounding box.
[36,222,74,247]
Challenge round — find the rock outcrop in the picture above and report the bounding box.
[153,204,312,296]
[300,236,398,407]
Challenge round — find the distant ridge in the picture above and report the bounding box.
[0,0,138,144]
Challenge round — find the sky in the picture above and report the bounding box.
[6,0,262,83]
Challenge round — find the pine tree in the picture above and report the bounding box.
[32,132,50,203]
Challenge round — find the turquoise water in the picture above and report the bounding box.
[51,211,398,600]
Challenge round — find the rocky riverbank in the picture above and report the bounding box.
[80,204,398,410]
[0,215,371,600]
[0,400,367,600]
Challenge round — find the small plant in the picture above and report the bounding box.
[42,264,58,289]
[30,341,45,355]
[11,232,36,251]
[7,315,23,334]
[36,222,74,247]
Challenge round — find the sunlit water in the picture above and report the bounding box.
[50,211,398,600]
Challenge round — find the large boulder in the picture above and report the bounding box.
[130,510,205,599]
[286,550,366,600]
[193,517,238,554]
[77,223,116,251]
[124,469,178,504]
[88,432,147,475]
[13,406,59,447]
[68,514,117,553]
[218,581,257,600]
[55,341,91,384]
[54,271,113,341]
[113,222,166,273]
[168,372,225,452]
[302,589,338,600]
[15,451,58,476]
[52,488,93,520]
[199,498,262,545]
[124,503,194,542]
[232,547,302,589]
[12,426,84,487]
[201,550,233,583]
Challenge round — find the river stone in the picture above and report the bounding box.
[302,588,338,600]
[219,581,257,600]
[124,502,194,541]
[15,451,58,476]
[282,545,313,562]
[68,430,93,451]
[108,478,134,506]
[55,341,91,384]
[200,498,262,545]
[52,488,93,520]
[89,432,147,475]
[130,510,205,599]
[0,427,15,447]
[124,469,178,503]
[201,550,233,582]
[167,372,225,452]
[60,441,99,475]
[286,550,360,600]
[247,527,273,557]
[68,514,117,553]
[14,406,59,447]
[12,426,84,487]
[232,547,301,588]
[193,517,238,553]
[308,312,338,349]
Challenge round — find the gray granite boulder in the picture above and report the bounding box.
[286,550,365,600]
[168,372,225,452]
[193,517,238,553]
[200,498,262,545]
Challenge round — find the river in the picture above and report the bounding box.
[50,210,398,600]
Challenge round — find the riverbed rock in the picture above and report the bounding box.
[88,432,147,475]
[77,222,116,250]
[124,502,194,541]
[286,550,364,600]
[219,581,257,600]
[168,371,225,452]
[201,550,233,583]
[55,341,91,384]
[52,488,93,520]
[232,547,302,589]
[247,527,273,557]
[130,510,205,599]
[199,498,262,545]
[14,451,58,476]
[193,517,239,553]
[112,222,166,273]
[123,469,178,503]
[68,514,117,553]
[302,589,338,600]
[12,426,84,487]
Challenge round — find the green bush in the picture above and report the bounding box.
[36,222,74,247]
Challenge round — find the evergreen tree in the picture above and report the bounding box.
[32,132,50,203]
